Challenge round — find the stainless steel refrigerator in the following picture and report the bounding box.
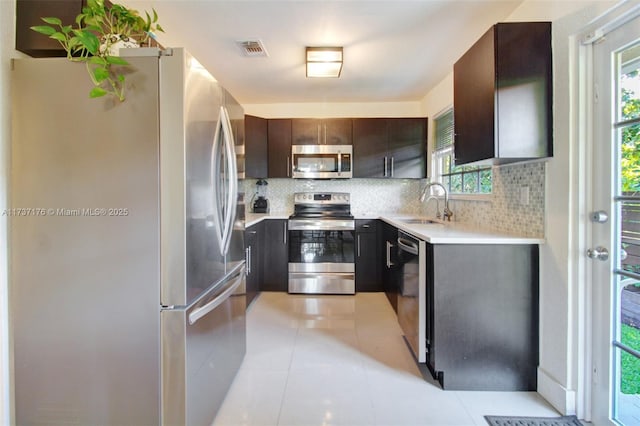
[10,48,246,425]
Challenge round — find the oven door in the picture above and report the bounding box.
[288,219,355,294]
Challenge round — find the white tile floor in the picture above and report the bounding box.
[212,292,560,426]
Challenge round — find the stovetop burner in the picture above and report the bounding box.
[289,192,353,220]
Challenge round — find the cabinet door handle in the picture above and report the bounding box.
[245,247,250,275]
[283,222,287,244]
[287,156,290,177]
[390,157,394,177]
[318,124,322,144]
[357,235,361,257]
[383,157,388,177]
[362,224,370,229]
[386,241,395,268]
[324,124,327,144]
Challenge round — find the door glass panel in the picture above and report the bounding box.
[619,123,640,195]
[616,277,640,425]
[613,43,640,425]
[621,200,640,274]
[618,44,640,121]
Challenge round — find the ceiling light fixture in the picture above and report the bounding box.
[306,47,343,78]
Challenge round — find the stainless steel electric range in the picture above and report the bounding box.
[288,192,355,294]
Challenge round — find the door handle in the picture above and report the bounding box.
[245,246,252,275]
[590,210,608,223]
[220,106,238,257]
[211,108,225,254]
[283,222,287,244]
[587,246,609,261]
[386,241,395,268]
[189,268,244,325]
[357,235,361,257]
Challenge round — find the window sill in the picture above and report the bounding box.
[449,193,493,202]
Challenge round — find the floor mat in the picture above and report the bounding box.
[484,415,583,426]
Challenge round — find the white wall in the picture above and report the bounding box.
[419,0,617,416]
[0,0,16,423]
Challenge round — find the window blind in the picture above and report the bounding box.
[434,109,454,150]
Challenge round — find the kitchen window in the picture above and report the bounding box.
[432,108,492,195]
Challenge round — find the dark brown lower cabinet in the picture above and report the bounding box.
[355,220,382,292]
[245,222,263,307]
[425,243,539,391]
[261,219,289,292]
[380,222,400,312]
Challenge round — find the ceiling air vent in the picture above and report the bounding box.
[236,40,269,57]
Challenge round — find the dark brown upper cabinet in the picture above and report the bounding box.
[352,118,427,178]
[453,22,552,166]
[245,115,268,178]
[16,0,84,57]
[267,119,292,178]
[291,119,352,145]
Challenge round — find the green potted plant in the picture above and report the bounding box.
[31,0,164,101]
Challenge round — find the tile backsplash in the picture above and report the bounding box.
[243,161,545,237]
[447,162,546,237]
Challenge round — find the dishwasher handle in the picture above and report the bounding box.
[397,237,419,255]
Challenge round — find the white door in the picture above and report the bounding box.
[591,12,640,426]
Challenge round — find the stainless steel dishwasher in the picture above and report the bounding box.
[396,230,427,363]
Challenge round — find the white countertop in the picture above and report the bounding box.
[244,212,544,245]
[380,216,544,245]
[245,212,289,227]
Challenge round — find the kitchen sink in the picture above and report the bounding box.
[398,218,443,225]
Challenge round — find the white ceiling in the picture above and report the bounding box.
[123,1,524,104]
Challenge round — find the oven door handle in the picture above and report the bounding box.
[288,219,355,231]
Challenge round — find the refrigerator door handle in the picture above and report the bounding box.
[220,106,238,257]
[188,267,244,325]
[211,108,225,254]
[211,106,238,257]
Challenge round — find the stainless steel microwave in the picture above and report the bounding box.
[291,145,352,179]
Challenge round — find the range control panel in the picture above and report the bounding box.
[293,192,350,205]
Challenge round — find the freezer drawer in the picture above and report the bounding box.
[161,264,246,425]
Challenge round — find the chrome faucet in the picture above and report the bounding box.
[419,182,453,221]
[423,195,441,219]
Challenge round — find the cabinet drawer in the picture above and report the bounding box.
[355,219,378,233]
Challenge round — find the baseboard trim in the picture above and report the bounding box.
[538,368,577,415]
